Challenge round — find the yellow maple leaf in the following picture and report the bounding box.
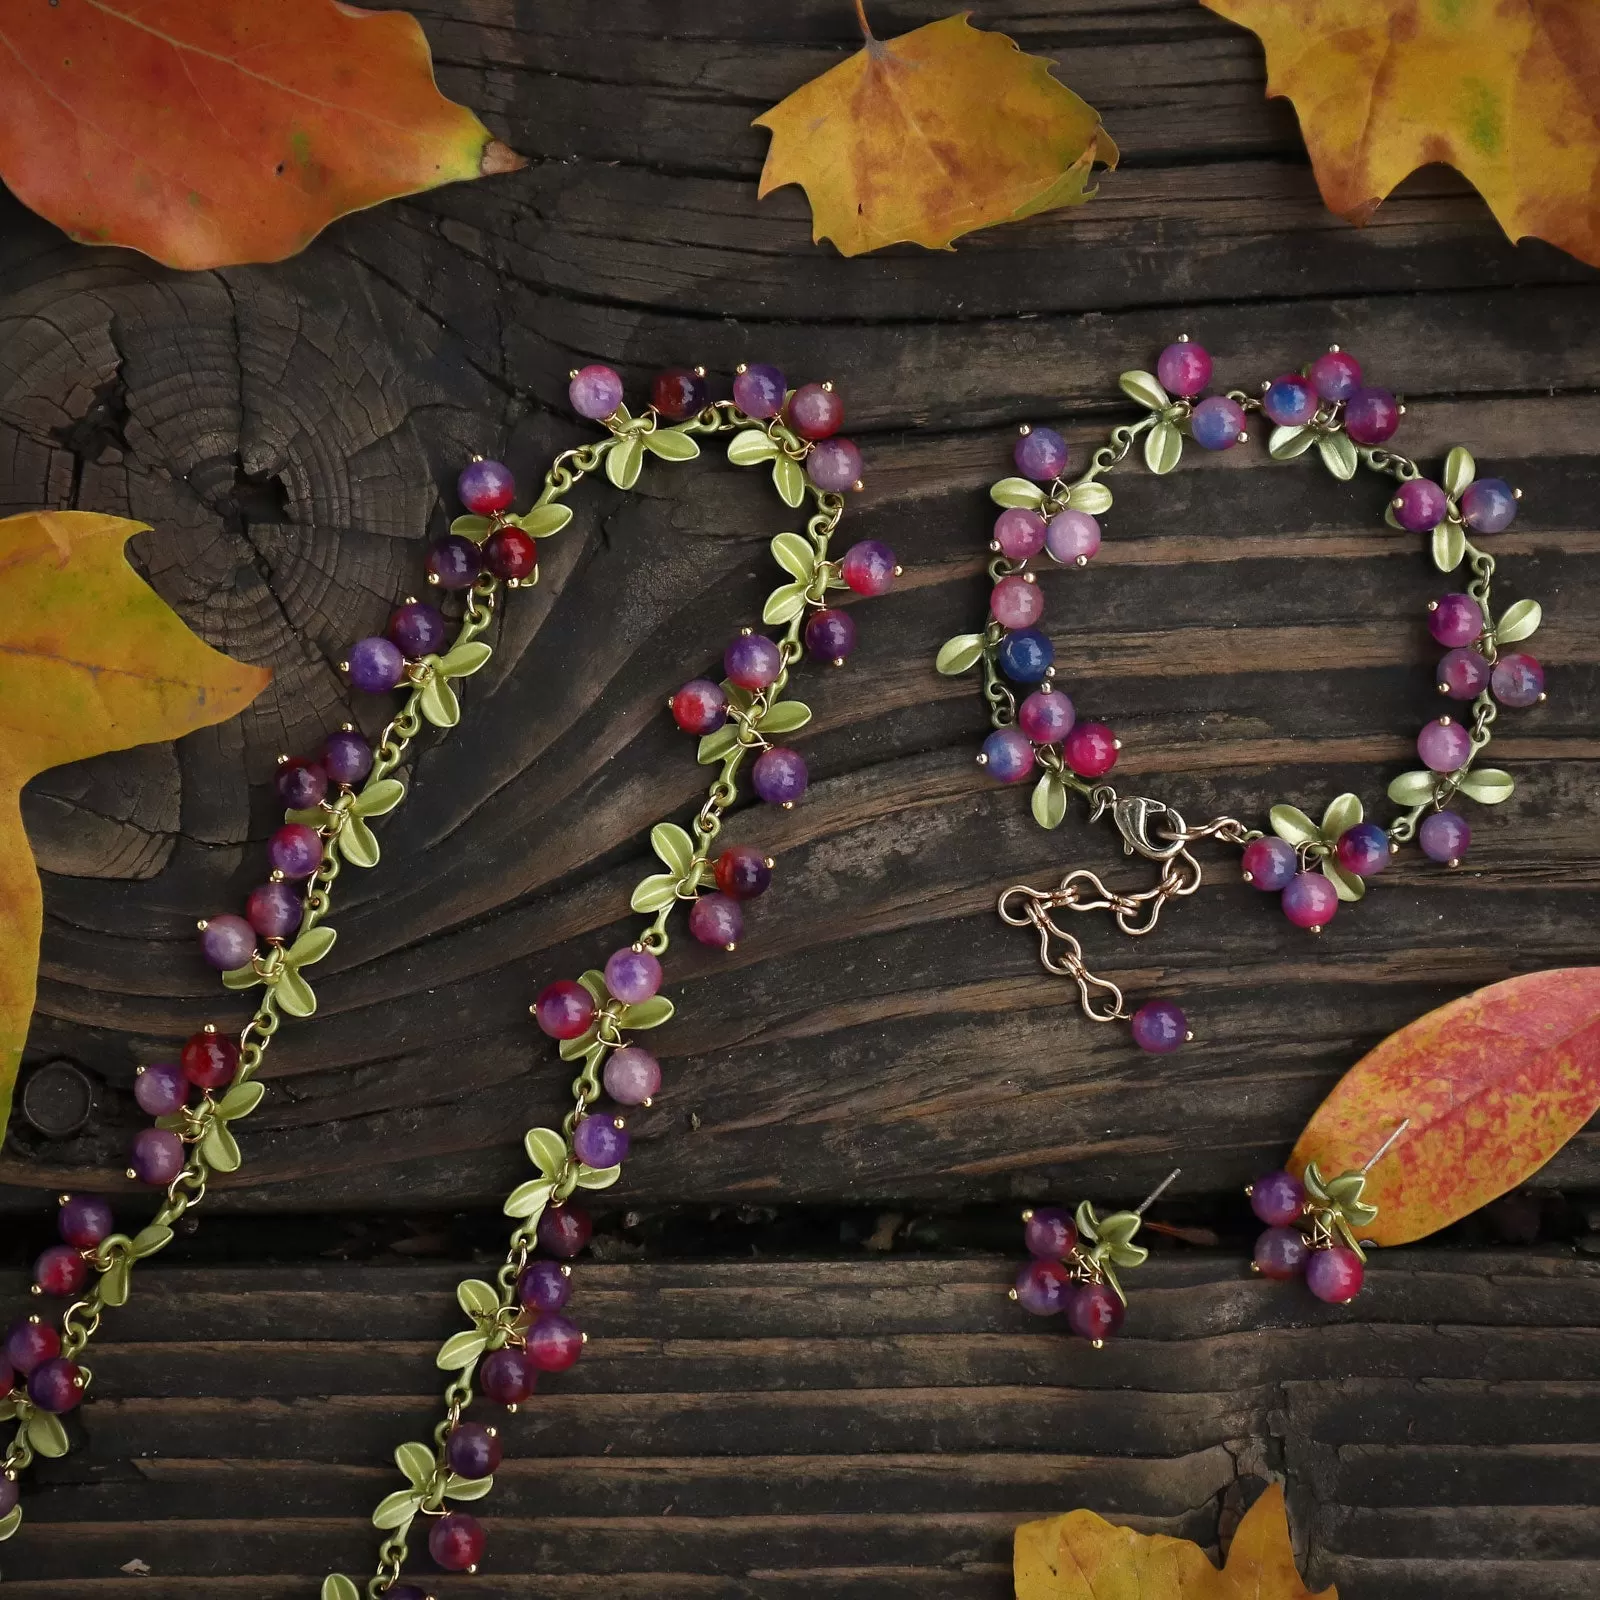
[753,8,1117,256]
[0,512,270,1135]
[1015,1483,1335,1600]
[1203,0,1600,267]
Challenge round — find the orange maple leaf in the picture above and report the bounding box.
[1203,0,1600,267]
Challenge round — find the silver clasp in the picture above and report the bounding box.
[1088,786,1189,861]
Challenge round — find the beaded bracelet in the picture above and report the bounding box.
[938,339,1545,1053]
[0,361,892,1593]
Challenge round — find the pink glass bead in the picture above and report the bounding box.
[1066,1281,1125,1342]
[1461,477,1517,533]
[1253,1226,1311,1280]
[840,539,896,595]
[1018,688,1074,744]
[28,1356,83,1413]
[1309,349,1362,402]
[446,1421,502,1479]
[1262,373,1318,427]
[1438,647,1490,700]
[1241,836,1297,891]
[993,508,1046,560]
[182,1031,239,1089]
[1014,1258,1071,1315]
[246,880,303,942]
[534,980,596,1040]
[268,823,323,879]
[1305,1244,1365,1303]
[604,947,661,1005]
[58,1194,113,1248]
[753,747,807,805]
[34,1245,88,1298]
[478,1346,534,1406]
[538,1205,592,1258]
[1335,822,1391,878]
[715,845,772,899]
[1393,478,1447,532]
[525,1312,584,1371]
[671,679,728,735]
[275,757,327,809]
[980,727,1034,784]
[1190,395,1246,451]
[518,1259,572,1313]
[1249,1169,1305,1227]
[1046,509,1101,566]
[1418,717,1470,772]
[1282,872,1338,930]
[1492,651,1544,707]
[457,458,514,516]
[724,633,782,690]
[1344,387,1399,445]
[323,729,373,786]
[199,914,256,972]
[1130,999,1187,1053]
[652,367,709,421]
[1156,340,1211,398]
[604,1045,661,1106]
[429,1511,485,1572]
[573,1113,628,1168]
[1427,593,1482,648]
[689,891,743,949]
[1419,810,1470,864]
[787,382,843,440]
[1014,426,1067,482]
[135,1060,188,1116]
[990,574,1043,630]
[808,437,862,493]
[6,1319,59,1374]
[1063,721,1118,778]
[1024,1207,1077,1260]
[569,364,623,420]
[130,1127,186,1186]
[733,363,786,419]
[805,607,856,663]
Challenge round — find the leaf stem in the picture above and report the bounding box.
[853,0,874,42]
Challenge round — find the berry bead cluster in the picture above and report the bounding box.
[1248,1154,1388,1305]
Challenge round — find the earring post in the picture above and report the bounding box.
[1135,1168,1182,1214]
[1361,1120,1411,1173]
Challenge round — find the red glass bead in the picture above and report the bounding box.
[787,382,844,440]
[182,1030,240,1090]
[670,679,728,735]
[652,366,710,421]
[478,1346,534,1407]
[484,526,537,581]
[34,1245,88,1298]
[57,1194,113,1248]
[1023,1207,1076,1260]
[428,1511,485,1572]
[5,1318,60,1375]
[537,1205,592,1258]
[534,980,596,1040]
[714,845,772,899]
[27,1356,83,1413]
[1063,721,1118,778]
[525,1312,584,1372]
[1253,1226,1311,1280]
[1065,1281,1125,1342]
[1305,1244,1365,1303]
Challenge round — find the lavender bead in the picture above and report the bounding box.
[346,636,405,693]
[1046,509,1101,565]
[1130,999,1187,1053]
[1393,478,1448,532]
[1249,1169,1306,1227]
[130,1127,186,1186]
[1241,837,1297,891]
[1428,593,1482,648]
[135,1060,188,1117]
[980,727,1035,784]
[1013,426,1067,482]
[1014,1259,1071,1315]
[1262,373,1318,428]
[1018,688,1074,744]
[1254,1225,1311,1280]
[426,535,481,590]
[807,436,862,493]
[457,457,515,516]
[1156,340,1211,398]
[573,1113,629,1169]
[993,507,1046,560]
[724,632,782,690]
[1344,387,1399,445]
[1190,394,1246,451]
[1438,647,1490,700]
[1419,809,1471,864]
[1335,822,1391,878]
[991,574,1043,630]
[1491,651,1544,707]
[1309,349,1362,402]
[199,913,256,971]
[1461,477,1517,533]
[518,1258,572,1312]
[246,880,303,941]
[604,1045,661,1107]
[804,607,857,663]
[268,823,323,879]
[752,747,807,805]
[688,892,743,949]
[604,947,662,1005]
[733,363,786,419]
[569,363,623,420]
[1418,717,1471,772]
[387,600,447,658]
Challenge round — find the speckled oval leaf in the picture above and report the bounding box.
[1290,968,1600,1245]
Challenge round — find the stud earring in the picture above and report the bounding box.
[1248,1122,1409,1303]
[1010,1168,1180,1346]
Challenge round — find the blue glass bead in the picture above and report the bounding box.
[1461,477,1518,533]
[1013,426,1067,482]
[980,727,1034,784]
[1262,373,1318,427]
[1190,395,1246,451]
[996,627,1054,683]
[1335,821,1391,877]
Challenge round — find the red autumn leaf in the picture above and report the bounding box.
[1290,969,1600,1246]
[0,0,523,270]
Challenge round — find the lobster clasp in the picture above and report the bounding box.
[1111,795,1188,861]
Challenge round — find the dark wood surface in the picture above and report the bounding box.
[1,1,1598,1595]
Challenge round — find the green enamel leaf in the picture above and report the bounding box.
[1432,520,1466,572]
[724,681,756,713]
[1144,420,1182,476]
[439,641,493,679]
[0,1504,24,1541]
[1269,804,1322,848]
[338,812,380,868]
[618,995,675,1030]
[1444,445,1476,498]
[129,1222,174,1259]
[445,1472,495,1501]
[419,673,461,728]
[100,1255,131,1307]
[1319,792,1364,842]
[274,966,318,1018]
[1383,500,1405,531]
[575,1161,623,1190]
[220,961,264,992]
[201,1121,242,1173]
[1317,432,1358,481]
[284,805,326,828]
[728,428,779,466]
[1456,767,1515,804]
[757,700,811,735]
[1321,857,1367,903]
[935,633,987,676]
[762,581,808,625]
[606,433,644,490]
[352,777,405,817]
[1108,1240,1149,1270]
[558,1026,599,1061]
[321,1576,362,1600]
[214,1081,265,1122]
[643,426,700,461]
[1495,599,1542,644]
[1031,770,1067,830]
[1074,1200,1101,1241]
[516,502,574,538]
[696,725,739,766]
[576,970,608,1006]
[435,1330,487,1371]
[771,532,816,581]
[287,925,336,969]
[457,1279,500,1319]
[504,1178,554,1219]
[1099,1260,1126,1306]
[395,1441,436,1489]
[1118,370,1169,411]
[1269,425,1316,460]
[1065,481,1113,515]
[990,476,1045,510]
[1387,770,1439,807]
[450,514,492,540]
[1093,1211,1142,1248]
[372,1489,423,1531]
[27,1410,69,1458]
[651,823,696,877]
[525,1127,569,1178]
[772,454,807,507]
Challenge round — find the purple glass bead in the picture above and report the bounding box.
[28,1356,83,1414]
[533,980,596,1041]
[322,729,373,786]
[1438,647,1490,700]
[1190,394,1246,451]
[387,600,447,658]
[58,1194,113,1248]
[1018,688,1074,745]
[199,913,257,972]
[715,845,772,899]
[1282,871,1338,930]
[130,1127,186,1186]
[1428,593,1483,648]
[574,1113,629,1169]
[538,1205,592,1258]
[688,892,743,950]
[526,1312,584,1372]
[1461,477,1517,533]
[1156,340,1212,398]
[1262,373,1318,427]
[604,947,661,1005]
[246,880,303,942]
[1046,509,1101,566]
[805,607,857,663]
[1419,809,1471,864]
[604,1045,662,1107]
[1024,1207,1077,1260]
[6,1318,59,1375]
[1254,1225,1311,1281]
[671,679,728,735]
[996,627,1053,683]
[733,363,786,419]
[346,636,405,694]
[1393,478,1448,532]
[980,727,1035,784]
[1014,1258,1071,1315]
[478,1345,534,1407]
[446,1421,502,1480]
[275,757,327,810]
[518,1258,573,1313]
[1418,717,1471,773]
[569,363,623,420]
[787,382,844,440]
[134,1060,189,1117]
[724,633,782,690]
[652,367,710,422]
[807,437,862,494]
[1305,1244,1364,1304]
[34,1244,85,1298]
[1066,1281,1125,1343]
[990,574,1043,630]
[268,822,323,879]
[840,539,896,596]
[426,534,481,591]
[1014,426,1067,483]
[1335,821,1392,878]
[1241,836,1297,892]
[752,747,807,806]
[1309,349,1362,402]
[458,457,515,516]
[1249,1169,1306,1227]
[993,507,1046,560]
[1344,387,1399,445]
[1492,651,1545,708]
[1130,999,1187,1054]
